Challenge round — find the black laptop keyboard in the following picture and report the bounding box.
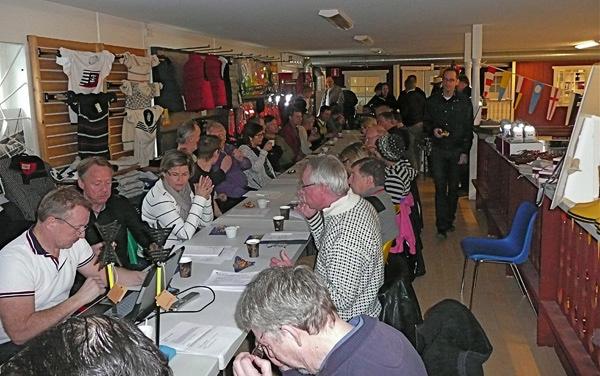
[106,292,137,318]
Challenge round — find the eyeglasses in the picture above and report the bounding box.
[251,333,266,359]
[166,171,190,178]
[299,182,316,190]
[56,217,88,234]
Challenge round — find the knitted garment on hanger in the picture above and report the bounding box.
[120,81,162,110]
[129,106,163,167]
[67,91,116,159]
[0,157,55,221]
[119,52,160,82]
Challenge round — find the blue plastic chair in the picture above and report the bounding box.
[460,201,538,310]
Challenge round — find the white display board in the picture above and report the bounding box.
[551,63,600,209]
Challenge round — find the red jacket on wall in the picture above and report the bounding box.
[183,54,215,111]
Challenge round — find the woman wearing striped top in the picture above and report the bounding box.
[376,133,418,204]
[142,150,213,248]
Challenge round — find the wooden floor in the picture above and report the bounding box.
[413,177,566,376]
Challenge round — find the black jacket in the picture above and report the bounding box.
[85,194,153,270]
[424,91,474,154]
[398,88,426,126]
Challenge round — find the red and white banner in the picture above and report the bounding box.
[546,86,561,120]
[482,66,497,98]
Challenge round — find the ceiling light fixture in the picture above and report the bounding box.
[574,40,600,49]
[318,9,353,31]
[353,35,374,45]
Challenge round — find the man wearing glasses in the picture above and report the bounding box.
[271,155,384,321]
[233,267,426,376]
[424,67,474,239]
[0,187,145,364]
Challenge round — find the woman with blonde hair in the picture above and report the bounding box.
[339,142,372,175]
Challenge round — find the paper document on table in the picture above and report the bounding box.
[187,247,238,264]
[226,207,270,217]
[184,245,224,256]
[203,270,258,291]
[261,232,310,243]
[160,322,242,369]
[243,191,283,200]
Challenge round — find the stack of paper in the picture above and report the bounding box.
[160,322,243,369]
[261,232,310,243]
[185,246,238,265]
[203,270,258,292]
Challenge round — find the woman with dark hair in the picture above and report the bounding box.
[238,122,275,189]
[141,149,213,247]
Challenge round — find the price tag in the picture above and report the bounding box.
[107,284,127,304]
[155,290,177,310]
[95,102,103,113]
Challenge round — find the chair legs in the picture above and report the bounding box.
[511,263,536,312]
[469,261,481,310]
[460,257,468,297]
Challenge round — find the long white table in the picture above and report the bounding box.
[160,131,361,375]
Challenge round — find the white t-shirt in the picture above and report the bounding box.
[0,230,95,344]
[56,48,115,123]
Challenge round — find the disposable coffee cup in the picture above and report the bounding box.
[138,324,154,339]
[225,226,238,239]
[273,216,285,231]
[179,257,192,278]
[257,199,269,209]
[246,238,260,258]
[268,139,275,147]
[279,205,291,220]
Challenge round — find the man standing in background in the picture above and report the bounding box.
[424,68,473,239]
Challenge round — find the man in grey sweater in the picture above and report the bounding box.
[233,267,426,376]
[271,155,384,320]
[348,157,399,245]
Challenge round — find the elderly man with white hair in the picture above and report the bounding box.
[233,267,426,376]
[271,155,384,320]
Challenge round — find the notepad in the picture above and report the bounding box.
[203,270,258,291]
[160,322,243,369]
[184,245,224,257]
[186,247,238,264]
[261,232,310,243]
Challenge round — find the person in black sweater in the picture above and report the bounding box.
[77,157,154,270]
[262,116,287,173]
[398,75,427,169]
[191,135,226,217]
[424,68,474,238]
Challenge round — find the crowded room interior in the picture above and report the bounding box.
[0,0,599,375]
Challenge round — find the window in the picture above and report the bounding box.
[343,70,388,107]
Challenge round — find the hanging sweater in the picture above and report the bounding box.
[141,179,213,248]
[308,190,384,320]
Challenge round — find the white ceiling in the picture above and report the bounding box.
[46,0,600,57]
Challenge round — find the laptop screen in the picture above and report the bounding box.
[131,246,184,322]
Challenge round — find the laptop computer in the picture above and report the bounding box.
[78,246,184,322]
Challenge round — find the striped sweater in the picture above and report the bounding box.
[384,160,418,204]
[308,190,384,320]
[141,179,213,248]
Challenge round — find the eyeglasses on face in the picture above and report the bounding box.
[299,182,316,190]
[56,217,88,234]
[251,333,266,359]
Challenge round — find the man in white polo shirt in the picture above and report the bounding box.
[0,187,145,363]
